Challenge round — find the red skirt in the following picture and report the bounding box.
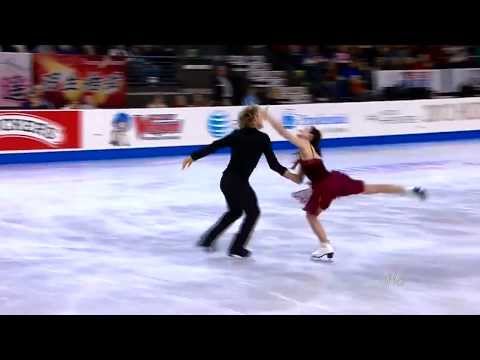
[295,171,365,216]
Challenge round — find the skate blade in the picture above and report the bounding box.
[417,192,427,201]
[311,252,334,262]
[228,254,251,259]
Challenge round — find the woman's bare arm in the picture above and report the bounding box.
[262,109,306,149]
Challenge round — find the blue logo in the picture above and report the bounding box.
[207,111,232,138]
[281,110,348,128]
[282,111,298,129]
[112,112,132,130]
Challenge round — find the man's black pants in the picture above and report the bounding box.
[201,173,260,251]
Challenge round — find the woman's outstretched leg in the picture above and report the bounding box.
[363,184,427,199]
[363,184,406,195]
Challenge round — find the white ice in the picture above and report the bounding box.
[1,140,480,314]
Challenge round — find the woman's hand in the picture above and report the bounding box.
[283,170,303,184]
[182,156,193,170]
[262,108,305,149]
[261,107,271,122]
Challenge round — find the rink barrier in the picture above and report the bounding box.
[2,98,480,165]
[1,129,480,165]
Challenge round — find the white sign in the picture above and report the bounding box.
[450,68,480,92]
[82,107,244,150]
[81,98,480,151]
[374,70,443,92]
[0,52,32,107]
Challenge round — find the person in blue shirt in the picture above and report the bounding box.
[242,87,259,106]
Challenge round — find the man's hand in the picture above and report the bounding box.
[182,156,194,170]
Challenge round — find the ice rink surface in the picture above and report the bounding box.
[1,140,480,314]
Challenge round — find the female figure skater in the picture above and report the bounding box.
[263,109,427,261]
[182,106,295,258]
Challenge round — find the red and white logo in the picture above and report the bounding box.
[134,114,183,140]
[0,110,80,151]
[0,112,64,146]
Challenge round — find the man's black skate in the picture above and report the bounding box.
[196,238,216,252]
[413,187,427,200]
[228,247,252,259]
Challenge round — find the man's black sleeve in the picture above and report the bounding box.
[263,134,287,175]
[191,132,235,161]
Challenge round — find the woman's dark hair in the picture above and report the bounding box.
[291,126,323,169]
[310,127,322,156]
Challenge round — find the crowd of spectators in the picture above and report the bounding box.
[18,84,101,110]
[2,44,480,108]
[2,44,478,69]
[145,93,210,108]
[16,83,211,110]
[268,45,480,102]
[0,45,177,57]
[271,45,480,72]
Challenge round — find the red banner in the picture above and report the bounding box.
[134,114,183,140]
[0,110,81,151]
[33,54,127,108]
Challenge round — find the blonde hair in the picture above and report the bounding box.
[238,105,259,129]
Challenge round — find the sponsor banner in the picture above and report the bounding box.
[422,100,480,123]
[81,98,480,151]
[0,53,33,107]
[82,105,355,150]
[33,54,126,108]
[362,98,480,135]
[266,99,480,140]
[83,107,223,149]
[0,110,81,152]
[374,70,442,92]
[267,102,425,139]
[361,100,426,135]
[264,103,354,141]
[242,99,480,139]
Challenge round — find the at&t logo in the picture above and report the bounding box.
[207,111,232,138]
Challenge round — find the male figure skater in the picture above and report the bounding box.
[182,106,295,258]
